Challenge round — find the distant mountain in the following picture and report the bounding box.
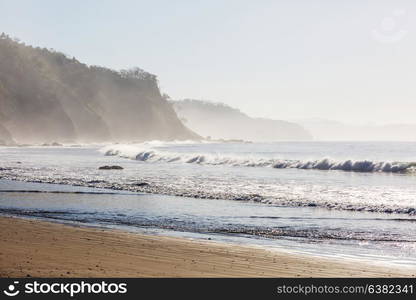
[298,118,416,141]
[0,34,198,144]
[171,99,312,141]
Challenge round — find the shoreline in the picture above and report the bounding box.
[0,216,414,278]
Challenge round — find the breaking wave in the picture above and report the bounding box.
[102,146,416,174]
[2,143,416,217]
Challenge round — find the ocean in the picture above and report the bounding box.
[1,141,416,267]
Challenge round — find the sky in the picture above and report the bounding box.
[0,0,415,125]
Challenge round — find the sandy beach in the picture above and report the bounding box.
[0,216,413,278]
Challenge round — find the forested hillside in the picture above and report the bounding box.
[0,34,198,144]
[172,99,312,141]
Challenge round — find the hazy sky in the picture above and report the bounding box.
[1,0,415,124]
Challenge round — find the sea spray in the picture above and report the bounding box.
[102,145,416,174]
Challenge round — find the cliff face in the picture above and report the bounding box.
[172,99,312,142]
[0,123,14,145]
[0,34,198,144]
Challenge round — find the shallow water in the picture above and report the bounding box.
[1,180,416,266]
[1,142,416,215]
[1,142,416,266]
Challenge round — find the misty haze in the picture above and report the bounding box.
[1,0,416,282]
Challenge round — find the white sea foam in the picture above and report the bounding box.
[2,143,416,217]
[101,144,416,173]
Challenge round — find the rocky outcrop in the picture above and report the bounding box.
[98,165,124,170]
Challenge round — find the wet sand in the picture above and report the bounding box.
[0,216,413,277]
